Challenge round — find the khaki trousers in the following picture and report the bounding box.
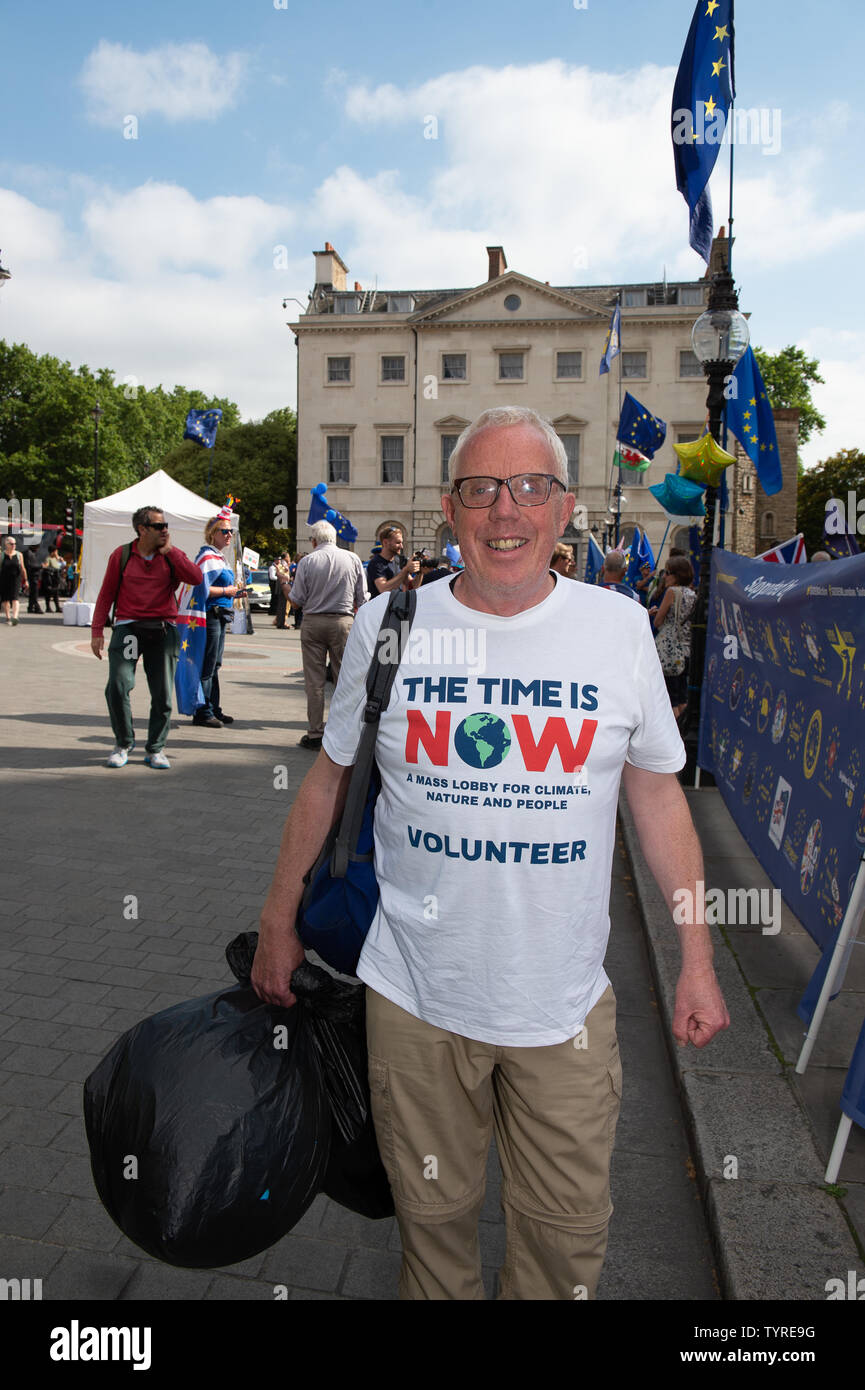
[366,984,621,1300]
[299,612,353,737]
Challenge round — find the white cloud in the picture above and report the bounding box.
[0,182,303,421]
[335,64,865,291]
[0,189,65,264]
[82,183,294,277]
[79,41,248,127]
[731,158,865,272]
[340,62,682,286]
[799,330,865,470]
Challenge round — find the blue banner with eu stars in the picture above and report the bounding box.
[184,408,223,449]
[671,0,735,263]
[698,547,865,959]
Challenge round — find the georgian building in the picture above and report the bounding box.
[288,234,797,566]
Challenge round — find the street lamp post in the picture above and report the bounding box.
[91,402,104,499]
[680,268,750,772]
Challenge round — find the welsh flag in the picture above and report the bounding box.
[614,443,651,473]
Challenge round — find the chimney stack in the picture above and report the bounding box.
[487,246,507,280]
[313,243,348,291]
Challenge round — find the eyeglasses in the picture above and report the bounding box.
[218,528,232,535]
[144,521,169,531]
[451,474,566,508]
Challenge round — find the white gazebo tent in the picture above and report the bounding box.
[67,470,238,625]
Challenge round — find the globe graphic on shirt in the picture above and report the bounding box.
[453,713,512,768]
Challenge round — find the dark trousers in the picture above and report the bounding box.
[275,588,288,629]
[105,623,180,754]
[196,612,228,718]
[25,571,42,612]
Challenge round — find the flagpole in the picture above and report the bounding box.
[604,318,614,550]
[655,519,673,571]
[615,291,623,546]
[727,100,735,280]
[718,99,736,550]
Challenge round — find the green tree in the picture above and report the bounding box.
[158,407,297,557]
[753,345,826,447]
[0,340,241,521]
[797,447,865,554]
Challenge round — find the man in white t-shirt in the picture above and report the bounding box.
[253,405,729,1300]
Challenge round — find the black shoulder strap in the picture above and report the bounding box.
[109,543,133,627]
[330,587,417,879]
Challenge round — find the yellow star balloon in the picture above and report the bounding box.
[673,432,737,487]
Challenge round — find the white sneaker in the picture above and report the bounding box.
[144,752,171,769]
[106,746,130,768]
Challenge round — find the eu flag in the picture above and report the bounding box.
[617,392,667,460]
[584,533,605,585]
[626,527,655,588]
[822,509,860,558]
[599,302,621,375]
[726,347,782,496]
[306,484,358,543]
[671,0,735,263]
[183,408,223,449]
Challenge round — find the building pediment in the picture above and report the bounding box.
[552,414,589,430]
[412,271,608,326]
[433,414,471,430]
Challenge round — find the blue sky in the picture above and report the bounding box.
[1,0,862,467]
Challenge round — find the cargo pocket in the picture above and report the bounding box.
[367,1055,400,1198]
[606,1045,623,1157]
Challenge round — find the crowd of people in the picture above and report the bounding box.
[0,536,74,624]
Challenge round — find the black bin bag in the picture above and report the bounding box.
[84,933,392,1269]
[228,933,394,1223]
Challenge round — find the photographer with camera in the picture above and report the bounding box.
[366,526,421,595]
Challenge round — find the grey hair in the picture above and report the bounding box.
[604,551,626,574]
[447,406,568,487]
[309,519,336,545]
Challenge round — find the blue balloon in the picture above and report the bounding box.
[313,483,328,496]
[325,508,337,522]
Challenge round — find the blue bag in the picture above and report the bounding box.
[297,588,416,975]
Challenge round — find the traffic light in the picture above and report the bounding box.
[65,498,77,562]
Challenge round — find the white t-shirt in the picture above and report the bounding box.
[322,573,684,1046]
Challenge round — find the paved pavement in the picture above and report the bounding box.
[1,607,861,1304]
[621,785,865,1300]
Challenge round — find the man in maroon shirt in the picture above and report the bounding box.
[91,506,203,769]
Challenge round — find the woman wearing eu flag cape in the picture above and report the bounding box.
[175,508,242,729]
